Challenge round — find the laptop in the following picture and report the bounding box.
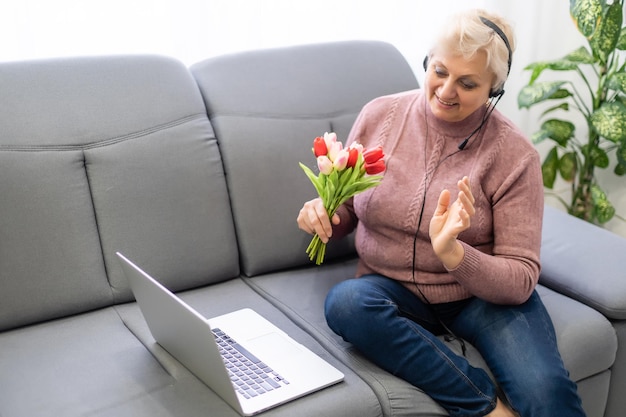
[116,252,344,416]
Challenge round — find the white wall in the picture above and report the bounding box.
[2,0,624,236]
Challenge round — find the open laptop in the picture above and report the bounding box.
[116,252,344,416]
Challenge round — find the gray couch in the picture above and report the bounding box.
[1,40,625,417]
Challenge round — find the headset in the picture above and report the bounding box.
[422,16,512,151]
[423,16,512,99]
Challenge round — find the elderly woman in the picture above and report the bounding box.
[297,8,586,417]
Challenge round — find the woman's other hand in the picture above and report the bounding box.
[297,198,340,243]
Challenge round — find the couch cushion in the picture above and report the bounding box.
[540,205,626,320]
[0,55,240,331]
[245,261,616,417]
[116,277,384,417]
[190,41,419,276]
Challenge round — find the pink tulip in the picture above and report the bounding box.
[333,149,349,170]
[323,132,337,150]
[317,155,334,175]
[328,140,343,162]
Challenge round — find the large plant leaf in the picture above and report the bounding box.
[542,147,560,189]
[523,47,595,84]
[541,119,576,146]
[590,101,626,142]
[591,184,615,223]
[531,129,551,145]
[589,145,610,168]
[563,46,597,63]
[589,2,623,64]
[617,27,626,50]
[559,152,578,181]
[608,72,626,93]
[524,60,579,84]
[570,0,603,38]
[518,81,569,109]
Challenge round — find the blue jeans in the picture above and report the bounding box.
[324,275,586,417]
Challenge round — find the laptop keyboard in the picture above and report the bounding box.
[212,328,290,399]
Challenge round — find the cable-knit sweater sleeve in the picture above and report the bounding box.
[449,147,544,305]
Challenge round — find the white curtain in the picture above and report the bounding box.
[2,0,624,235]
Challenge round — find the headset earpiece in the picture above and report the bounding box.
[423,55,429,72]
[489,88,504,99]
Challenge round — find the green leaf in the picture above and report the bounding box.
[524,60,579,84]
[608,72,626,93]
[542,147,559,189]
[570,0,603,38]
[559,152,578,181]
[542,119,576,146]
[563,46,596,63]
[591,184,615,223]
[531,129,551,145]
[590,146,610,168]
[540,103,570,118]
[617,27,626,50]
[590,101,626,142]
[299,162,324,197]
[518,81,568,109]
[550,89,573,100]
[589,1,622,64]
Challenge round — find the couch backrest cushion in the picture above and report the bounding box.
[0,55,239,330]
[191,41,419,276]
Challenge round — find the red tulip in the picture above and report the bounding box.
[313,136,327,157]
[363,146,384,164]
[365,159,386,175]
[346,147,359,168]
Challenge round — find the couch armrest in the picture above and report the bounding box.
[540,205,626,319]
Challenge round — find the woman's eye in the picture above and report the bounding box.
[434,67,447,77]
[460,81,477,90]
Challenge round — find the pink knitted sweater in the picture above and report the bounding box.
[333,89,544,305]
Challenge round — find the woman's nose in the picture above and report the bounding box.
[438,79,457,99]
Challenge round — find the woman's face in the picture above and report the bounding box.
[424,50,494,123]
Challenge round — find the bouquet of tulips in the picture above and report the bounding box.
[299,132,386,265]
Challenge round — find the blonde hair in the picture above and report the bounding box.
[430,9,515,95]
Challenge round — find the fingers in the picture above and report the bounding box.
[434,189,451,216]
[457,176,475,217]
[296,198,334,243]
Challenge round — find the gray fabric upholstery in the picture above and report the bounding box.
[605,320,626,417]
[242,263,616,417]
[0,55,240,332]
[115,278,382,417]
[1,42,625,417]
[190,41,419,276]
[541,204,626,319]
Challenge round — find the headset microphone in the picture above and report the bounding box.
[457,89,504,150]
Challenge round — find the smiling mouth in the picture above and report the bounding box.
[436,95,457,106]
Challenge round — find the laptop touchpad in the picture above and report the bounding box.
[245,332,305,362]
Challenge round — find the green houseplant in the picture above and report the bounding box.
[518,0,626,224]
